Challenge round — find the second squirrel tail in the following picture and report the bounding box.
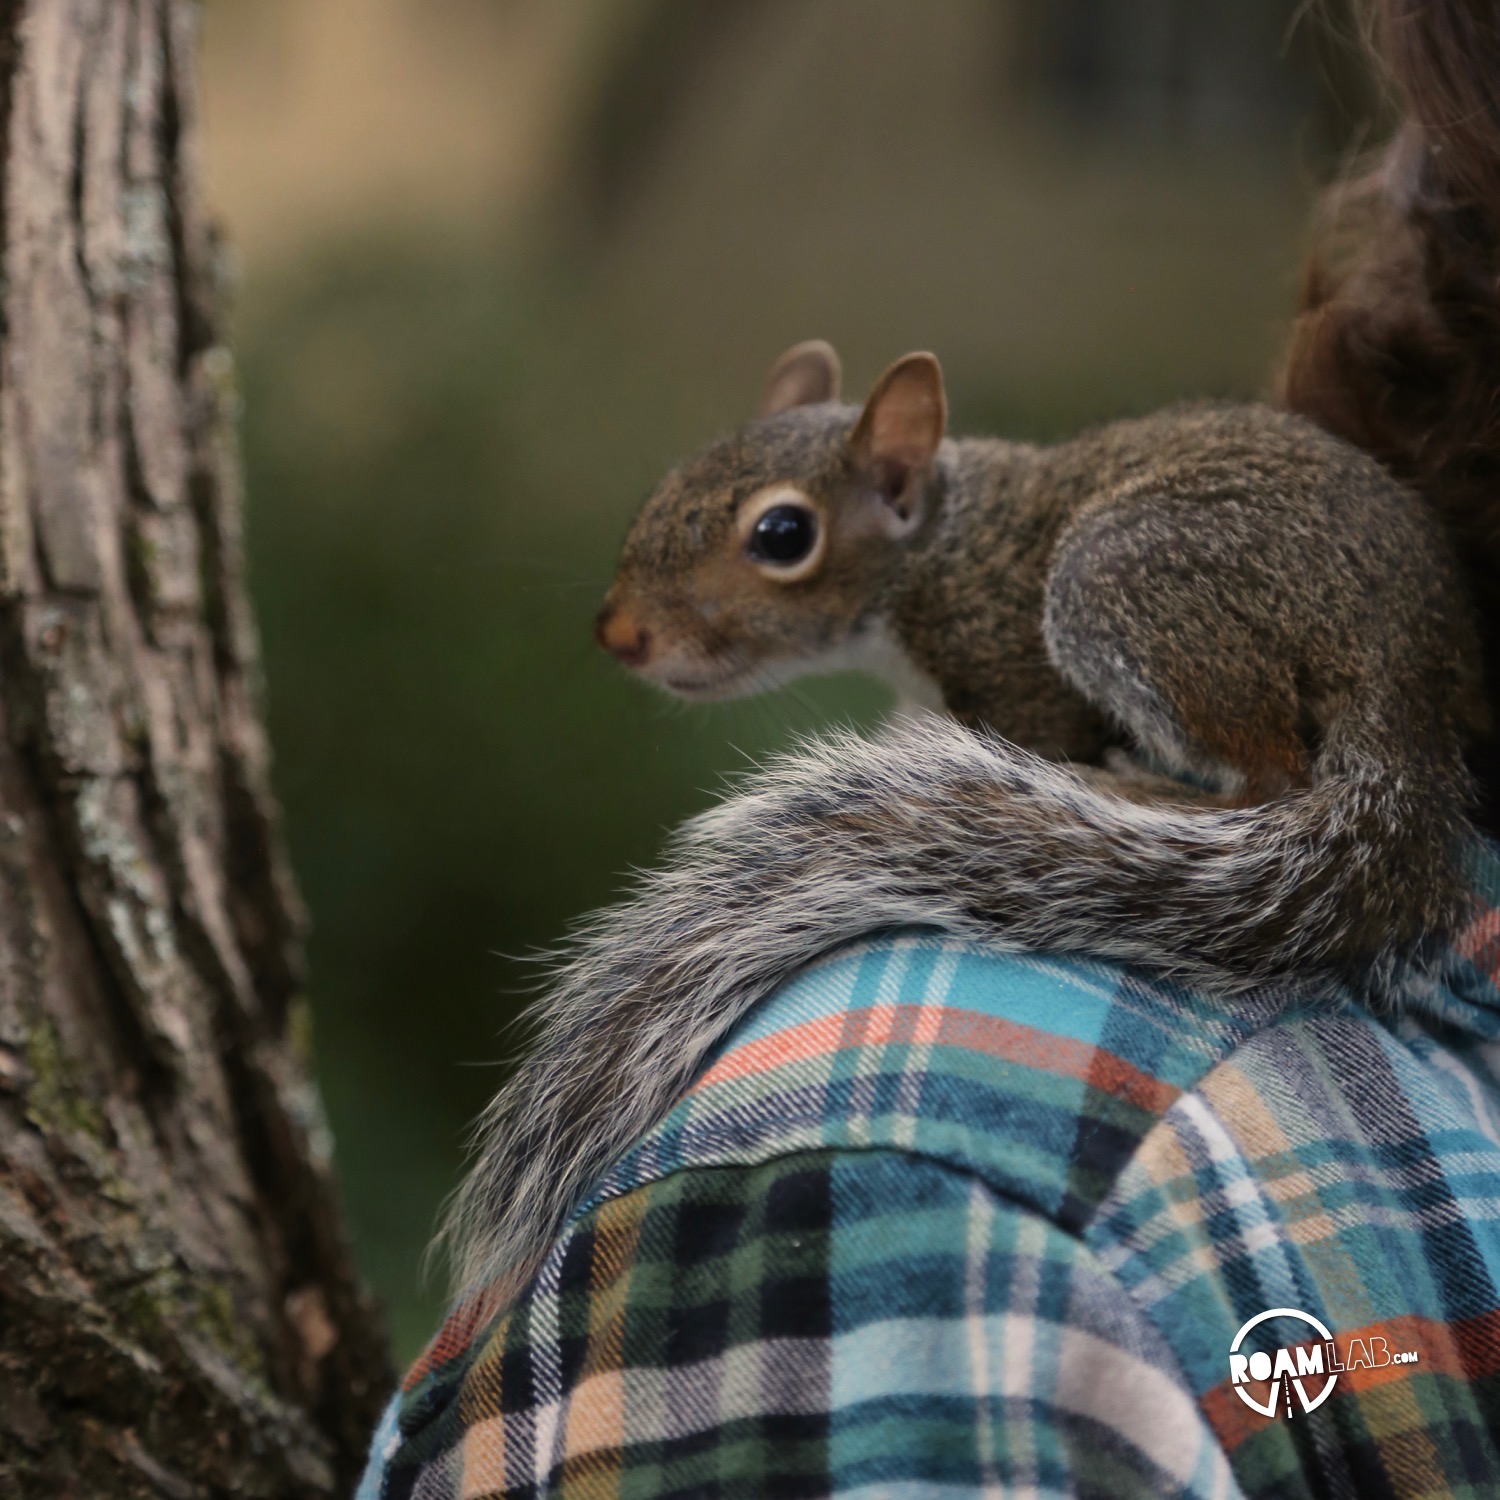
[1281,0,1500,821]
[438,712,1471,1306]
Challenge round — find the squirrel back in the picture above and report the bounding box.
[1280,0,1500,823]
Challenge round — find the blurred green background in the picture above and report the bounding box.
[202,0,1381,1360]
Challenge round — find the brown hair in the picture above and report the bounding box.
[1280,0,1500,820]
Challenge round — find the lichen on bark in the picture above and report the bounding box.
[0,4,390,1495]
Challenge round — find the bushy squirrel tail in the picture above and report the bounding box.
[1280,0,1500,817]
[440,712,1468,1305]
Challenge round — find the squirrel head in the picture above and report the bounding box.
[596,341,948,699]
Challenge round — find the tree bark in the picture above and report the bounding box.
[0,3,390,1495]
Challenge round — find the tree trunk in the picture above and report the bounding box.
[0,3,390,1494]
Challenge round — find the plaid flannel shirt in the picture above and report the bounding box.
[362,843,1500,1499]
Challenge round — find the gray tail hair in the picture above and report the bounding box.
[435,712,1472,1307]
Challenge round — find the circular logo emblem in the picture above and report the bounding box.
[1228,1307,1338,1418]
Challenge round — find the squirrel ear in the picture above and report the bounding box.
[759,340,842,416]
[849,352,946,479]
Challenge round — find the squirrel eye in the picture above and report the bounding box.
[748,504,818,566]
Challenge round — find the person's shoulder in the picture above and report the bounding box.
[593,929,1322,1230]
[599,835,1500,1228]
[367,847,1500,1498]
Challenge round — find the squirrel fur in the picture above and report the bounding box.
[438,0,1500,1307]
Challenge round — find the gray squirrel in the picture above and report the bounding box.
[438,343,1486,1308]
[587,344,1485,987]
[437,0,1500,1309]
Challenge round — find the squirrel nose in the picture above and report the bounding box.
[594,602,652,667]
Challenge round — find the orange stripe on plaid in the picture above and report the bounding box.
[694,1003,1180,1116]
[405,1286,507,1391]
[1453,904,1500,984]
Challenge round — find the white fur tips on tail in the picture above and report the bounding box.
[438,714,1464,1305]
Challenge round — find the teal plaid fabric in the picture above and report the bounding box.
[364,843,1500,1498]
